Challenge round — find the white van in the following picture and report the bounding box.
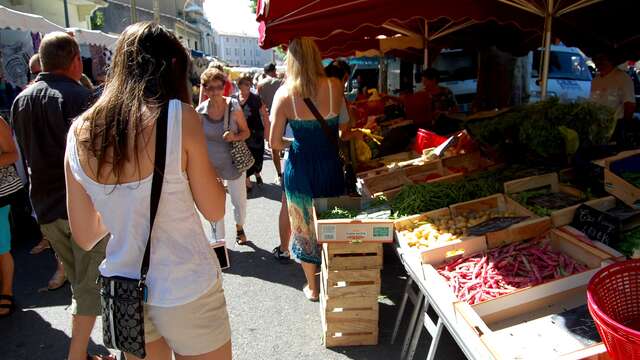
[425,45,592,111]
[528,45,592,102]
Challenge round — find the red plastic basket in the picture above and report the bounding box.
[413,129,448,154]
[587,260,640,360]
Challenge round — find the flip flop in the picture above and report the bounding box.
[87,354,117,360]
[30,239,51,255]
[0,294,15,318]
[48,269,67,291]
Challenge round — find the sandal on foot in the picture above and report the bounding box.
[30,239,51,254]
[87,354,117,360]
[0,295,15,318]
[303,285,319,302]
[48,269,67,291]
[236,229,248,245]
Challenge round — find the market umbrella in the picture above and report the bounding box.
[256,0,541,50]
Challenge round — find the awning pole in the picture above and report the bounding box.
[423,19,429,69]
[540,0,553,99]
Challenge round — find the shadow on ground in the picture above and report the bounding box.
[0,309,111,360]
[223,242,305,291]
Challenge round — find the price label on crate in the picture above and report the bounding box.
[571,205,620,246]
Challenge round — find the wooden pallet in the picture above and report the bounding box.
[319,242,382,347]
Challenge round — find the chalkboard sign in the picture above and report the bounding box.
[571,204,620,246]
[551,304,601,346]
[467,216,529,236]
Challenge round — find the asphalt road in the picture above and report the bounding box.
[0,152,449,360]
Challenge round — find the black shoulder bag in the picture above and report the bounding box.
[303,98,357,195]
[99,103,168,359]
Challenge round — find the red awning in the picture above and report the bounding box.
[257,0,541,49]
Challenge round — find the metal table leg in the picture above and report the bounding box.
[425,319,444,360]
[400,291,424,360]
[406,298,427,360]
[391,277,413,344]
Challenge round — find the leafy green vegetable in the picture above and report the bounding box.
[618,227,640,258]
[466,98,615,163]
[621,172,640,188]
[318,207,359,220]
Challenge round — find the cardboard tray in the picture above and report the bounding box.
[313,197,395,243]
[394,194,552,265]
[422,229,614,360]
[504,172,587,228]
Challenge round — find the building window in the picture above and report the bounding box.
[195,41,198,50]
[243,49,246,57]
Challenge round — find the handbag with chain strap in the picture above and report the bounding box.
[224,99,255,173]
[99,102,168,359]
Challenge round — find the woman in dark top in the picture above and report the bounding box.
[235,74,270,191]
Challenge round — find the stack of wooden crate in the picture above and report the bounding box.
[320,242,383,347]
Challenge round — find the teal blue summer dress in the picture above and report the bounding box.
[284,81,346,265]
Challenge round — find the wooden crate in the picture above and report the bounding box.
[395,207,487,266]
[603,150,640,209]
[394,194,551,265]
[504,172,587,227]
[320,242,381,347]
[422,229,615,360]
[361,160,463,200]
[313,197,395,244]
[360,160,443,197]
[321,242,383,270]
[450,194,552,248]
[356,151,422,180]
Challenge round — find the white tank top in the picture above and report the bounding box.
[66,99,220,307]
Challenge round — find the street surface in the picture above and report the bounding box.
[0,151,441,360]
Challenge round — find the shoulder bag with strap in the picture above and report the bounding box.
[99,102,169,359]
[303,97,358,195]
[224,98,255,172]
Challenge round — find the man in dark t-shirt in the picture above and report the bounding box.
[11,32,113,360]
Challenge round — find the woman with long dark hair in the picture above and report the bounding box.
[65,22,231,359]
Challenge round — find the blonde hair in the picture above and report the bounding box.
[286,37,325,98]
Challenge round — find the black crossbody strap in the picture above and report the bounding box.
[303,97,341,155]
[140,102,169,282]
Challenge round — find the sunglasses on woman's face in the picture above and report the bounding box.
[203,83,224,91]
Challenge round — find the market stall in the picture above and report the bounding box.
[256,1,640,359]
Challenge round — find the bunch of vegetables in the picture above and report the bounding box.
[437,237,589,305]
[398,210,517,250]
[318,197,390,220]
[618,227,640,258]
[390,166,544,217]
[466,98,615,163]
[318,207,359,220]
